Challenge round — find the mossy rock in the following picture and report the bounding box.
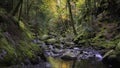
[41,34,50,40]
[46,38,57,44]
[64,42,74,46]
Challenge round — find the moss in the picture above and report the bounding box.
[19,21,25,30]
[0,38,16,65]
[0,9,41,66]
[0,32,3,39]
[18,41,40,59]
[0,7,7,15]
[115,41,120,53]
[0,32,40,66]
[19,21,33,40]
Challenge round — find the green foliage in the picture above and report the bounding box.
[18,21,33,39]
[0,16,40,65]
[0,37,40,65]
[0,37,16,65]
[0,7,6,14]
[18,41,40,59]
[115,41,120,53]
[19,21,25,29]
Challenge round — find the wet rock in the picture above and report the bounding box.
[73,47,80,50]
[0,49,7,60]
[33,39,41,44]
[61,49,79,61]
[53,48,63,53]
[44,50,51,57]
[95,54,103,61]
[24,58,31,65]
[54,44,62,49]
[40,42,49,50]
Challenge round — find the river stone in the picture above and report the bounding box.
[54,44,62,49]
[61,49,78,61]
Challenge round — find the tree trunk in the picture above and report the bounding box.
[67,0,77,35]
[18,1,23,21]
[11,0,23,16]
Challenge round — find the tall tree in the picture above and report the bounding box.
[67,0,77,35]
[11,0,23,16]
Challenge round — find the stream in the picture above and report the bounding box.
[5,39,114,68]
[41,43,106,68]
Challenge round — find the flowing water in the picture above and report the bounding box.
[40,43,106,68]
[5,41,109,68]
[48,57,106,68]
